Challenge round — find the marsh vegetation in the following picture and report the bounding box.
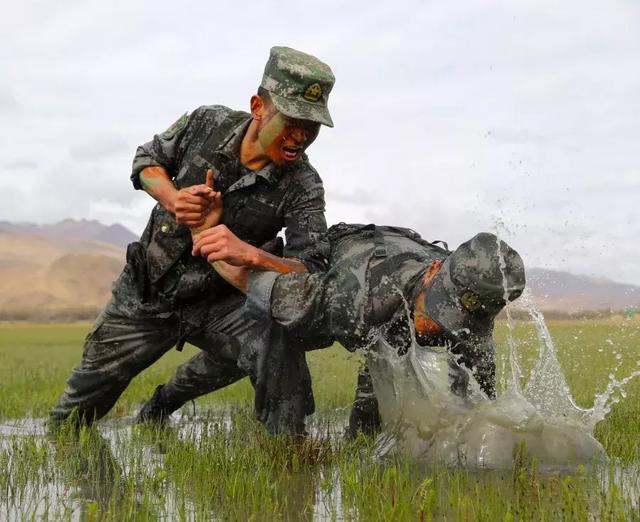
[1,319,638,520]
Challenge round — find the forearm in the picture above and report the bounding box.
[139,166,178,214]
[211,260,249,293]
[250,248,308,273]
[190,224,308,292]
[200,247,307,294]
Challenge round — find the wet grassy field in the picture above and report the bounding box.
[1,319,639,520]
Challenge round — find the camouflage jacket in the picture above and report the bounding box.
[246,223,449,351]
[128,105,329,306]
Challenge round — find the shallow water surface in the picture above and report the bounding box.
[0,405,638,520]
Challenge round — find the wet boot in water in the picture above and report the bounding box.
[344,366,382,439]
[345,399,382,439]
[137,385,177,423]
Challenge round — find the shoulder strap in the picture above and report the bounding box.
[372,226,388,258]
[373,225,451,254]
[326,223,451,256]
[429,240,450,252]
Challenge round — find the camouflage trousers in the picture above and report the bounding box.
[50,290,314,434]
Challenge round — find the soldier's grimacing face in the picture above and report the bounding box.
[258,109,321,166]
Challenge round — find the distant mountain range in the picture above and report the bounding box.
[0,219,138,249]
[526,268,639,313]
[0,219,638,320]
[0,219,133,320]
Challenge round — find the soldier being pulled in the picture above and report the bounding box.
[50,47,336,435]
[201,221,526,437]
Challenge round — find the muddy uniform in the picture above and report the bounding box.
[246,224,497,431]
[51,105,329,433]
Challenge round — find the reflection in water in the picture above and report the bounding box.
[0,415,339,520]
[51,428,125,517]
[0,404,638,519]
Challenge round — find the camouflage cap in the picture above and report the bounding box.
[260,46,335,127]
[424,232,525,346]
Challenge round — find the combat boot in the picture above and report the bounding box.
[344,366,382,439]
[345,399,382,439]
[136,385,176,423]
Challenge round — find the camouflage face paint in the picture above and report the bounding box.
[258,112,287,153]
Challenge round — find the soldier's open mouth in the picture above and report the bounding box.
[281,146,301,161]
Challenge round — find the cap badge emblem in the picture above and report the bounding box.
[303,83,322,102]
[460,291,481,311]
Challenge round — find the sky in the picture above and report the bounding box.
[1,0,639,284]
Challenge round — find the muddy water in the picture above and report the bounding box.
[0,411,346,521]
[368,289,640,472]
[1,407,638,519]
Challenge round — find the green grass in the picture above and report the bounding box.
[0,322,362,419]
[0,318,639,520]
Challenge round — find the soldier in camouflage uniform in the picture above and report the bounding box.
[50,47,336,434]
[205,223,526,436]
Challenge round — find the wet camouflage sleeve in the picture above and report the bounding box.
[130,108,205,190]
[246,233,374,350]
[246,270,329,337]
[281,170,329,273]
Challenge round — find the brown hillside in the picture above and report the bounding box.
[1,220,639,321]
[47,253,124,305]
[0,231,69,266]
[0,229,125,319]
[0,261,43,297]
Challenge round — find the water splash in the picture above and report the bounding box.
[520,289,586,420]
[369,287,640,471]
[495,234,523,393]
[589,361,640,428]
[520,289,640,429]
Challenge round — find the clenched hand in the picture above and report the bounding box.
[175,169,221,228]
[192,224,259,267]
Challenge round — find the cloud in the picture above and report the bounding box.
[5,160,38,170]
[1,0,639,285]
[327,189,378,207]
[69,133,129,162]
[486,128,551,147]
[0,87,20,115]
